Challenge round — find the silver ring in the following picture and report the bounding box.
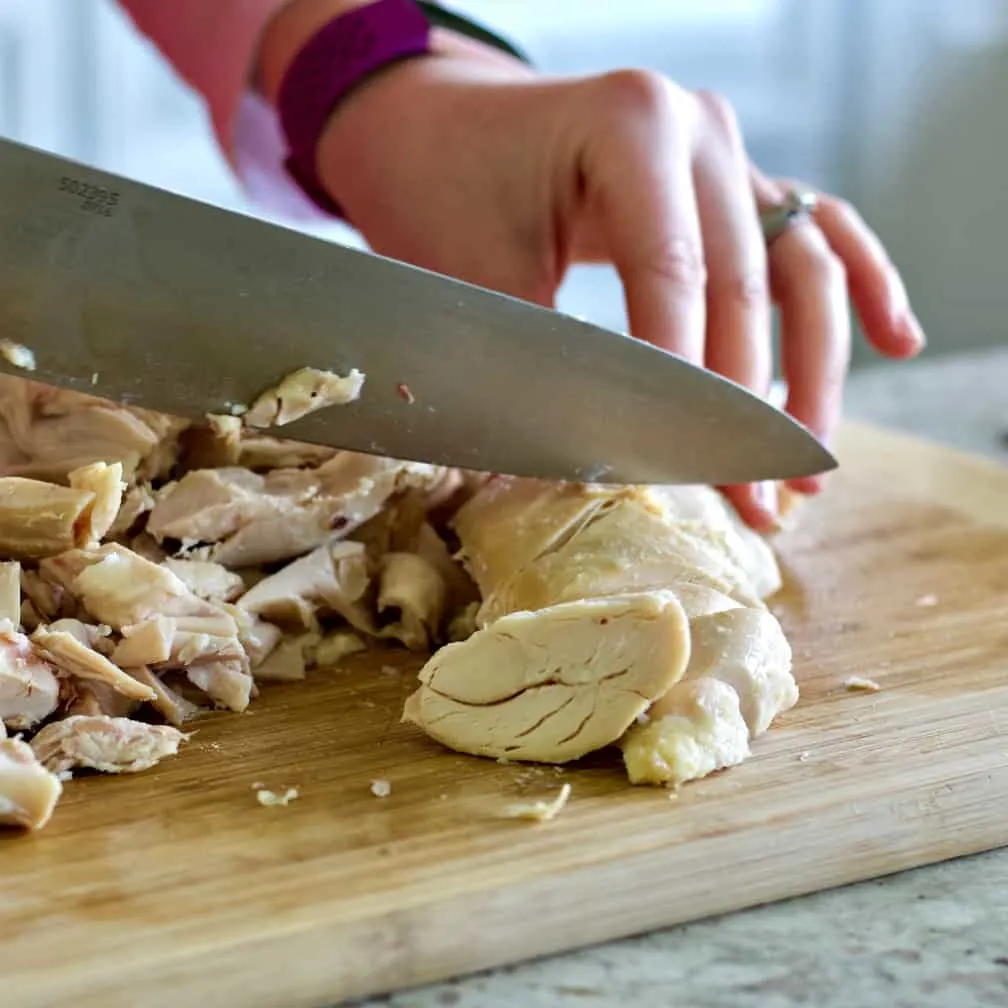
[759,188,818,245]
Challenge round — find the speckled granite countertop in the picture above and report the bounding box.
[358,347,1008,1008]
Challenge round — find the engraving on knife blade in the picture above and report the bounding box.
[58,176,120,218]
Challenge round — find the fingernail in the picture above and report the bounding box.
[903,312,926,349]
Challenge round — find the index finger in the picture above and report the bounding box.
[584,72,707,362]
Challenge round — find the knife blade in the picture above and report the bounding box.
[0,138,836,486]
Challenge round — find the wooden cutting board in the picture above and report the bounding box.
[3,422,1007,1008]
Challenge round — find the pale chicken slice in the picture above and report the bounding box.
[40,543,224,629]
[219,604,282,668]
[237,541,371,631]
[129,666,202,727]
[0,375,187,485]
[160,559,245,603]
[0,623,60,730]
[0,560,20,624]
[30,715,187,774]
[644,485,783,600]
[452,477,629,596]
[0,477,96,558]
[68,461,125,544]
[243,367,365,428]
[686,608,796,736]
[0,737,62,830]
[185,660,253,711]
[31,625,156,703]
[618,609,796,787]
[452,481,771,625]
[252,633,320,681]
[621,677,750,787]
[106,483,156,540]
[64,679,139,719]
[403,591,690,763]
[376,552,446,651]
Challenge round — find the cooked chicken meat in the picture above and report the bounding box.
[244,366,365,428]
[0,560,20,623]
[68,461,125,544]
[30,715,187,774]
[0,622,60,730]
[0,737,62,829]
[403,591,690,762]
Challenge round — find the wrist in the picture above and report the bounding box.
[258,0,372,104]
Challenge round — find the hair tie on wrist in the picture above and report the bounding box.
[277,0,432,218]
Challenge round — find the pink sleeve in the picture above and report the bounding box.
[117,0,325,220]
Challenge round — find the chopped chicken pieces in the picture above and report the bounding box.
[244,367,365,428]
[504,782,571,822]
[30,715,187,774]
[0,623,60,729]
[0,366,805,830]
[0,737,62,829]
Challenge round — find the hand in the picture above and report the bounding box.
[301,34,925,527]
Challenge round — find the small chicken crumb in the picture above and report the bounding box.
[503,782,571,822]
[844,675,881,693]
[370,778,392,798]
[0,340,36,372]
[56,769,73,782]
[227,402,248,416]
[915,594,938,607]
[797,750,811,762]
[90,372,99,386]
[256,786,298,807]
[397,383,415,404]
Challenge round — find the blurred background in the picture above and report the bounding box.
[1,0,1006,367]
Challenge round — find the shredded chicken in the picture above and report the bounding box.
[30,715,187,774]
[244,367,365,428]
[0,737,62,829]
[0,622,60,729]
[0,340,37,372]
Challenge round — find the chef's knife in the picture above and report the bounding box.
[0,137,835,486]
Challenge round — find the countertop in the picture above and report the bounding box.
[358,347,1008,1008]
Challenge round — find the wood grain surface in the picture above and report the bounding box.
[2,421,1007,1008]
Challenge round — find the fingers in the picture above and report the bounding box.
[768,220,851,493]
[691,91,773,398]
[583,71,707,363]
[811,192,925,358]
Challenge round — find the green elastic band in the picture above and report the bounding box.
[416,2,532,65]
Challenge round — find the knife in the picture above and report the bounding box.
[0,137,835,486]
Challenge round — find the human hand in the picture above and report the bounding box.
[290,32,926,527]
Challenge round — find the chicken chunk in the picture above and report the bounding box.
[68,461,125,544]
[161,558,245,603]
[244,367,365,428]
[376,552,446,651]
[0,375,186,484]
[0,737,62,830]
[0,560,19,628]
[403,591,690,763]
[0,477,96,558]
[621,677,750,787]
[237,541,370,631]
[30,715,187,774]
[0,623,60,729]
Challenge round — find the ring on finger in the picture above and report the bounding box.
[759,187,818,245]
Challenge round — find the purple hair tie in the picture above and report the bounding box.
[277,0,432,218]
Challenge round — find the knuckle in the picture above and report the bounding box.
[597,69,692,127]
[643,238,708,293]
[695,89,742,135]
[712,268,769,310]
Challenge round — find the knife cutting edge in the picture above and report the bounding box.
[0,137,836,487]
